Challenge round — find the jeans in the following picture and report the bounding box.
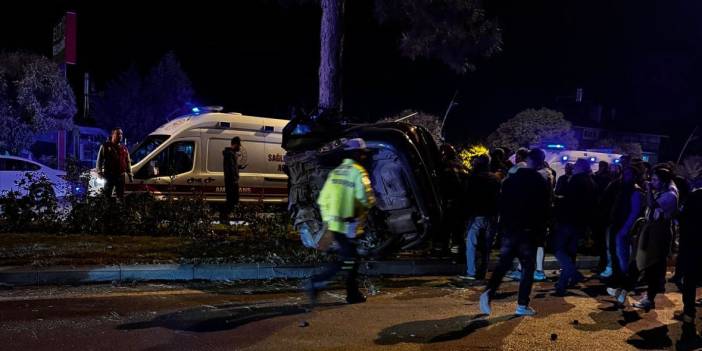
[614,228,632,275]
[554,223,586,291]
[486,232,537,306]
[311,232,361,296]
[465,216,495,277]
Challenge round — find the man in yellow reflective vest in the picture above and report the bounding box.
[308,138,376,305]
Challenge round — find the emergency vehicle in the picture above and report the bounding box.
[542,144,622,177]
[89,107,289,202]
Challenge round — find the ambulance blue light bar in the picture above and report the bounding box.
[547,144,565,149]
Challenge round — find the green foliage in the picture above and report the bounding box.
[487,108,578,152]
[0,52,76,154]
[677,155,702,182]
[0,173,61,232]
[374,0,502,73]
[92,51,194,144]
[0,174,293,242]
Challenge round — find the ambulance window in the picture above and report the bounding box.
[136,141,195,179]
[131,135,169,165]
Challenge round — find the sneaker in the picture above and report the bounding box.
[569,272,585,286]
[515,304,537,316]
[599,266,613,278]
[533,270,547,282]
[506,270,522,281]
[616,289,627,305]
[606,287,620,297]
[479,290,492,315]
[459,275,477,281]
[633,297,655,311]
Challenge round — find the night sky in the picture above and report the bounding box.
[2,1,701,157]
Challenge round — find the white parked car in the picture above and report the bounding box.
[0,155,71,198]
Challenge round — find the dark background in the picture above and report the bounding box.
[2,0,701,157]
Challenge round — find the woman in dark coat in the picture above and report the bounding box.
[630,166,678,310]
[604,163,645,305]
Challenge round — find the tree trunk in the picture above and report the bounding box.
[318,0,344,118]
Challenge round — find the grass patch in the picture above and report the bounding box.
[0,232,321,267]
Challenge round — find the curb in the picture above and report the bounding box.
[0,256,599,286]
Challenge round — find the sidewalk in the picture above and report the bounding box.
[0,255,599,286]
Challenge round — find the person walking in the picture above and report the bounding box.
[462,154,501,280]
[307,138,375,305]
[554,159,597,295]
[479,149,551,316]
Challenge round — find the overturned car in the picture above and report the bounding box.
[282,116,457,257]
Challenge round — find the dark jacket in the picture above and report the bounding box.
[678,188,702,266]
[223,147,240,186]
[593,171,612,197]
[556,172,598,227]
[97,141,132,178]
[465,170,501,217]
[554,174,569,196]
[499,168,552,234]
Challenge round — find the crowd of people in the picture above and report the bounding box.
[308,138,700,334]
[441,145,701,324]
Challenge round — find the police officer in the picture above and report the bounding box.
[307,138,376,305]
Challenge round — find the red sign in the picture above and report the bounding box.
[65,12,77,65]
[53,12,77,65]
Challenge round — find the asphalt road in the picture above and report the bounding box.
[1,273,701,351]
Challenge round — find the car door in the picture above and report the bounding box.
[133,138,199,198]
[263,127,288,202]
[2,159,41,196]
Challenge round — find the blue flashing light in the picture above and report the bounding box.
[561,155,569,161]
[590,157,597,162]
[614,159,621,164]
[547,144,565,149]
[192,107,201,114]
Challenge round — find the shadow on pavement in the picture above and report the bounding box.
[375,313,519,345]
[626,319,702,351]
[117,301,343,333]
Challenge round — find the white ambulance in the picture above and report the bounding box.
[90,108,289,202]
[543,145,622,178]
